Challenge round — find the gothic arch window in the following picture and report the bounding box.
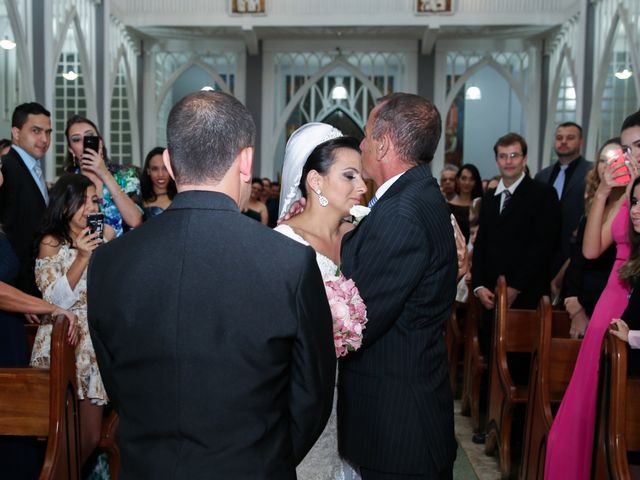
[154,52,237,147]
[265,50,407,177]
[53,26,90,175]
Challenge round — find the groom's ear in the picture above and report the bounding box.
[237,147,254,183]
[162,149,176,181]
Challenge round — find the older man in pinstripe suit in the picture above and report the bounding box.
[338,93,458,479]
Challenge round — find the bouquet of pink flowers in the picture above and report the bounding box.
[323,272,368,357]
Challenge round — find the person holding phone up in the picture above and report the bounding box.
[30,174,115,470]
[64,114,143,236]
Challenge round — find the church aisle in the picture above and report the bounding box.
[454,400,501,479]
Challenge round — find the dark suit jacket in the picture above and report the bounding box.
[472,176,561,309]
[338,164,458,475]
[0,147,47,295]
[535,156,591,275]
[88,191,336,480]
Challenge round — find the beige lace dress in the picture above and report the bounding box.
[30,244,108,405]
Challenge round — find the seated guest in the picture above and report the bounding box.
[439,163,458,201]
[30,174,115,469]
[242,177,268,224]
[611,176,640,346]
[64,115,143,236]
[448,163,483,242]
[140,146,176,219]
[563,138,621,338]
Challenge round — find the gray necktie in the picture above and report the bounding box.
[553,164,568,199]
[33,160,49,204]
[501,190,511,214]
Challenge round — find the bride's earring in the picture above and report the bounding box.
[315,189,329,207]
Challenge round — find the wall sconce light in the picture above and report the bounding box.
[62,70,79,81]
[201,86,215,91]
[614,68,633,80]
[0,37,16,50]
[331,78,348,100]
[465,86,482,100]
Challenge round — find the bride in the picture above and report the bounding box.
[275,123,366,480]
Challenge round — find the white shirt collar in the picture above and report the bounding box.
[373,171,405,201]
[494,172,526,196]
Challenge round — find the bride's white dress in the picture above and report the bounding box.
[274,224,360,480]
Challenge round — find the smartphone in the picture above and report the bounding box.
[83,135,100,154]
[87,212,104,240]
[607,148,631,186]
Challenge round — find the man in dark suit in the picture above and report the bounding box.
[338,93,458,479]
[473,132,561,311]
[87,91,336,479]
[535,122,592,295]
[0,102,52,296]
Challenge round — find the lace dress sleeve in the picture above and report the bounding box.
[35,250,81,310]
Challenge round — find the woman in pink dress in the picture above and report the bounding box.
[545,112,640,478]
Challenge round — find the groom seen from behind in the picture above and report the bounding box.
[87,91,336,479]
[339,93,458,479]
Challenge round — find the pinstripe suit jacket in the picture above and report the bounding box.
[338,163,458,475]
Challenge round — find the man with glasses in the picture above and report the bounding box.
[469,132,560,445]
[472,132,560,310]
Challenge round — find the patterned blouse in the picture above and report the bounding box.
[73,164,142,237]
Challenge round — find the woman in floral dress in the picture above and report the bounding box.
[30,174,116,469]
[64,114,143,236]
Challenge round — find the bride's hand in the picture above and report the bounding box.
[278,197,306,223]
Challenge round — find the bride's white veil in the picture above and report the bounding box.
[278,122,344,220]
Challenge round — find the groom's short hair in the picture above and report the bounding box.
[372,93,441,166]
[166,90,256,185]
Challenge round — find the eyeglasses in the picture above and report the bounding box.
[497,152,524,161]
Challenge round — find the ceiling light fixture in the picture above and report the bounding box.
[201,85,215,91]
[0,37,16,50]
[62,70,79,81]
[614,69,633,80]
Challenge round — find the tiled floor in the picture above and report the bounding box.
[454,400,502,480]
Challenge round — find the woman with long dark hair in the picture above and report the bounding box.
[65,115,143,236]
[448,163,483,242]
[140,146,176,219]
[30,174,115,469]
[610,176,640,345]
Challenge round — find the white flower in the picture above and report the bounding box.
[350,205,371,225]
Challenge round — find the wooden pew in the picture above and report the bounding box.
[519,298,580,480]
[594,332,640,479]
[0,316,81,480]
[460,294,486,433]
[445,301,465,395]
[484,276,539,478]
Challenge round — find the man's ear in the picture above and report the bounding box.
[377,135,390,160]
[10,126,19,144]
[238,147,254,183]
[162,149,175,180]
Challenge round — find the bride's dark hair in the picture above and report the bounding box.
[299,136,360,198]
